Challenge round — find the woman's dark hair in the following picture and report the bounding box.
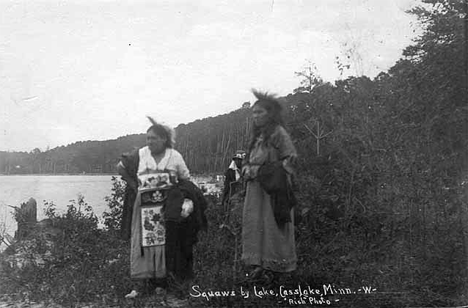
[248,90,285,151]
[146,116,175,148]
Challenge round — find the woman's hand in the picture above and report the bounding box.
[241,165,249,178]
[242,164,260,180]
[287,153,298,164]
[282,154,297,174]
[181,198,194,218]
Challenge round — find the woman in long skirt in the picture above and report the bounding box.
[117,117,207,301]
[241,90,298,278]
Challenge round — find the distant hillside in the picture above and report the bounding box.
[0,134,145,175]
[0,105,253,175]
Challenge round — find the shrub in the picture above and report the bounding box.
[102,176,126,233]
[0,196,131,306]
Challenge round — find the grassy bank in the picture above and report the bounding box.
[0,177,465,308]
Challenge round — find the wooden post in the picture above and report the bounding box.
[14,198,37,240]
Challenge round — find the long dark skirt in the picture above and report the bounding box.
[165,220,195,282]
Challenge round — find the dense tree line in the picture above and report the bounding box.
[0,107,254,175]
[0,134,146,174]
[285,0,467,303]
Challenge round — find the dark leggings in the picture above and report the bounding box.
[148,277,168,289]
[165,220,195,282]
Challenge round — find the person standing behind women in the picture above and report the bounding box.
[241,90,298,279]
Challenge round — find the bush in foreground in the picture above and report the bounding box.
[0,196,132,306]
[0,176,465,307]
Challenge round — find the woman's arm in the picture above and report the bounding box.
[117,149,140,190]
[173,150,190,180]
[117,161,138,191]
[275,126,297,174]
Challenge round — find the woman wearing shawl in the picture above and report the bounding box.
[117,117,207,300]
[241,90,298,279]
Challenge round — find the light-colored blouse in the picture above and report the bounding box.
[137,146,190,183]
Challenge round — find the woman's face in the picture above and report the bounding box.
[252,104,269,127]
[146,130,167,155]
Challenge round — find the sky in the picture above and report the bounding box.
[0,0,423,152]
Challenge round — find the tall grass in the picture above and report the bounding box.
[0,176,465,307]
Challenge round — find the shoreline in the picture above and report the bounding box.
[0,173,119,176]
[0,173,222,178]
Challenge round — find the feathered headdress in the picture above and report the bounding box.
[251,89,283,113]
[147,116,176,148]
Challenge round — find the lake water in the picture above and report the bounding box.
[0,174,221,242]
[0,175,117,239]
